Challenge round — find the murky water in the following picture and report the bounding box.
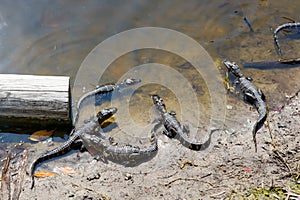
[0,1,300,162]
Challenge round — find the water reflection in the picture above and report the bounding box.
[0,1,257,74]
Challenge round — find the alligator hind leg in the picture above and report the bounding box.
[94,154,109,163]
[182,124,190,137]
[70,138,86,152]
[244,92,256,104]
[182,124,189,133]
[163,129,175,138]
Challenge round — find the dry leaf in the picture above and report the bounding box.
[34,171,59,178]
[58,166,77,174]
[29,129,55,142]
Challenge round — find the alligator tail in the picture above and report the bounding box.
[139,132,158,154]
[252,107,267,152]
[176,129,218,151]
[176,132,203,151]
[29,129,81,189]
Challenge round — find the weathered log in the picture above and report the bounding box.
[0,74,71,128]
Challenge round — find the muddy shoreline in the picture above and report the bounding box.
[0,89,298,200]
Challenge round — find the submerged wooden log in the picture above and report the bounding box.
[0,74,71,128]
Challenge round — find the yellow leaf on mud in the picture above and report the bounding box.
[58,166,77,174]
[34,171,59,178]
[29,129,55,142]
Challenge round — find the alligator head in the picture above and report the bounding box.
[223,60,243,78]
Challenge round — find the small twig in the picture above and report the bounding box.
[282,16,296,23]
[157,171,178,179]
[285,186,300,200]
[271,193,281,199]
[71,182,94,191]
[179,160,208,169]
[164,174,212,187]
[209,191,226,198]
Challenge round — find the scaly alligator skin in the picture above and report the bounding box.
[83,130,158,166]
[29,107,117,189]
[73,78,141,125]
[223,60,267,152]
[273,22,300,57]
[151,94,213,151]
[104,132,157,161]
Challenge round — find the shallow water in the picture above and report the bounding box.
[0,1,299,160]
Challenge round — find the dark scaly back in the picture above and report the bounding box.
[223,60,267,152]
[151,94,167,113]
[73,85,115,125]
[31,78,140,188]
[105,131,158,166]
[73,78,141,125]
[152,94,214,151]
[29,107,117,189]
[273,22,300,57]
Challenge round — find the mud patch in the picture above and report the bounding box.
[0,91,299,200]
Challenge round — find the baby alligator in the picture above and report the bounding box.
[223,60,267,152]
[29,107,117,189]
[73,78,141,125]
[82,130,158,167]
[151,94,213,151]
[273,22,300,58]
